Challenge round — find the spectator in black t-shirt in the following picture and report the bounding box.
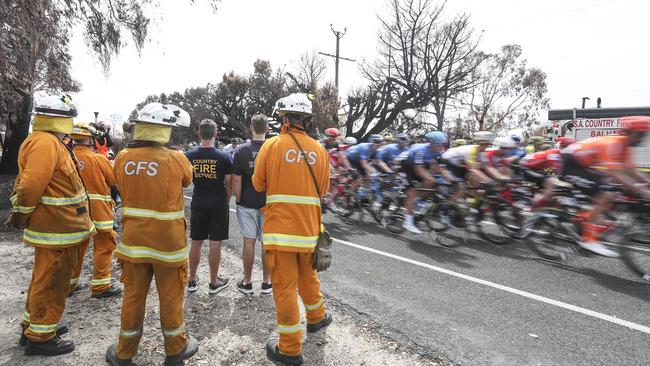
[232,114,272,295]
[185,119,232,295]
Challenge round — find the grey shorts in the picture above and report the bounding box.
[236,205,264,240]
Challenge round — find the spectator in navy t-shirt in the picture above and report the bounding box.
[232,114,272,295]
[185,119,232,295]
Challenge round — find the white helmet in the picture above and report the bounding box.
[168,104,191,128]
[494,136,517,148]
[33,93,78,117]
[344,136,358,145]
[273,93,314,116]
[473,131,495,144]
[132,102,188,127]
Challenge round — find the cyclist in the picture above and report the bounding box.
[526,136,546,154]
[322,128,341,150]
[400,131,449,234]
[560,116,650,257]
[520,138,573,207]
[376,133,411,171]
[485,137,519,177]
[341,134,386,195]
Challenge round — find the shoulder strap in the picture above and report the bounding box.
[287,132,321,197]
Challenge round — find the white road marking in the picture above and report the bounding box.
[182,194,650,334]
[333,237,650,335]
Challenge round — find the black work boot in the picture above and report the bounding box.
[306,313,333,333]
[266,340,303,366]
[164,335,199,366]
[24,335,74,356]
[105,344,133,366]
[91,285,122,299]
[19,325,69,347]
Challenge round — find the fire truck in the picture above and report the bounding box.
[547,107,650,170]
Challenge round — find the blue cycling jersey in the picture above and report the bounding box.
[346,143,375,162]
[505,147,526,159]
[376,143,404,164]
[404,143,440,166]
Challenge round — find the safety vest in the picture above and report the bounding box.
[252,128,330,253]
[74,145,116,231]
[10,131,95,248]
[113,145,193,267]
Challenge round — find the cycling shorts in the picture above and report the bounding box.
[401,161,423,188]
[349,158,370,177]
[560,154,604,196]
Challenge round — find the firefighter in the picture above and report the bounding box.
[253,93,333,366]
[8,93,95,356]
[68,123,121,298]
[105,103,197,366]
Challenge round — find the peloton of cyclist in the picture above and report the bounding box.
[560,116,650,257]
[400,131,449,234]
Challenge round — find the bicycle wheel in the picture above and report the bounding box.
[424,202,450,232]
[523,208,577,261]
[496,197,533,238]
[383,212,405,234]
[621,229,650,281]
[475,204,512,245]
[334,191,356,218]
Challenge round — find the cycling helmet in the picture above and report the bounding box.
[396,133,411,143]
[344,136,358,145]
[494,136,517,149]
[556,136,575,148]
[452,139,467,147]
[425,131,448,145]
[368,134,384,144]
[325,127,341,138]
[508,130,524,144]
[473,131,495,145]
[620,116,650,132]
[384,134,396,142]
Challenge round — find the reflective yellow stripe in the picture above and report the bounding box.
[115,242,188,263]
[10,195,36,213]
[262,233,318,249]
[123,207,184,220]
[266,194,321,206]
[28,323,58,334]
[23,226,95,246]
[40,192,86,206]
[69,277,79,285]
[93,220,114,230]
[120,329,141,338]
[163,323,185,337]
[23,311,30,322]
[87,193,112,201]
[277,322,302,334]
[305,298,324,311]
[91,277,111,286]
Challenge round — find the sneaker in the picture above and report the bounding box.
[208,277,229,294]
[91,285,122,299]
[164,335,199,366]
[306,313,333,333]
[105,344,133,366]
[266,339,303,366]
[577,241,620,258]
[24,335,75,356]
[403,222,423,235]
[236,280,253,295]
[187,278,199,293]
[19,325,68,347]
[261,282,273,295]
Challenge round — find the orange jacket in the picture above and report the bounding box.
[10,131,95,248]
[74,145,116,231]
[113,145,193,267]
[252,127,330,253]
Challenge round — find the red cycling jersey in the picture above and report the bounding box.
[521,149,562,173]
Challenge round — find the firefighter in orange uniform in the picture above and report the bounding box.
[105,103,197,366]
[68,123,121,298]
[8,94,95,356]
[253,93,332,366]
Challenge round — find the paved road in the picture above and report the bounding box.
[184,189,650,365]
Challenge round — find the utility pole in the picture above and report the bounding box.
[319,25,356,101]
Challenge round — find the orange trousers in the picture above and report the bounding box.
[21,245,80,342]
[68,230,117,295]
[116,261,189,359]
[266,250,326,356]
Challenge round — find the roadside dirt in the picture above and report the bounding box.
[0,175,445,366]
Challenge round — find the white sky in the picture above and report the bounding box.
[69,0,648,126]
